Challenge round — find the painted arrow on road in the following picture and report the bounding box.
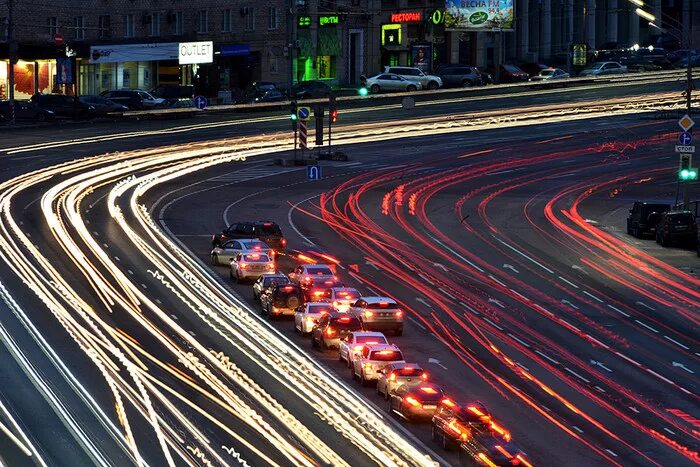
[428,358,448,370]
[590,359,613,372]
[432,262,448,272]
[488,297,505,308]
[561,299,580,310]
[365,260,380,270]
[502,264,519,273]
[672,362,694,374]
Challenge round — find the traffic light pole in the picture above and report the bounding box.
[683,19,693,210]
[294,127,298,162]
[328,119,332,157]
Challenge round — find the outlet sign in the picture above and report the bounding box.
[178,41,213,64]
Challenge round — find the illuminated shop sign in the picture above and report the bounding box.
[319,15,339,26]
[298,16,311,27]
[428,9,445,25]
[391,12,422,23]
[381,24,402,46]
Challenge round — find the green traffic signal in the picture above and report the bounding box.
[358,87,369,97]
[679,168,698,180]
[290,113,298,121]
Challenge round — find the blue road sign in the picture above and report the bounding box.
[194,95,207,109]
[307,165,322,180]
[679,131,693,145]
[298,107,310,120]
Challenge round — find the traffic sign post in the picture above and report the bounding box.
[54,33,65,46]
[299,121,308,151]
[679,131,693,145]
[679,114,695,132]
[307,165,322,180]
[328,94,336,156]
[297,106,311,121]
[193,95,207,109]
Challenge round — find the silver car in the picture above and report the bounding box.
[579,61,627,76]
[325,287,362,313]
[211,238,273,266]
[351,343,405,386]
[376,362,427,400]
[230,252,275,282]
[348,296,405,335]
[295,302,334,335]
[384,66,443,90]
[364,73,422,94]
[529,68,570,81]
[338,331,388,367]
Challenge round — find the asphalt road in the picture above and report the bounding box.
[154,114,699,466]
[0,80,696,466]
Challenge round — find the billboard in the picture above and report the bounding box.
[56,57,74,85]
[445,0,514,31]
[411,44,432,73]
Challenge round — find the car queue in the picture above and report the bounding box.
[210,221,534,466]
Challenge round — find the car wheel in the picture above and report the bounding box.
[427,81,439,90]
[376,383,382,396]
[406,85,417,92]
[338,351,343,362]
[36,113,47,122]
[632,226,639,238]
[370,84,380,94]
[462,79,473,87]
[320,338,327,351]
[655,231,661,244]
[626,221,632,235]
[311,334,318,348]
[211,254,218,266]
[661,234,669,247]
[360,371,369,386]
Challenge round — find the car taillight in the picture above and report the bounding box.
[364,311,373,318]
[325,327,336,337]
[272,306,280,314]
[395,310,403,318]
[515,454,532,467]
[420,386,438,394]
[441,398,454,407]
[338,317,351,323]
[353,345,363,352]
[313,290,325,296]
[405,396,421,407]
[388,372,397,382]
[240,263,248,269]
[281,238,287,245]
[421,372,428,380]
[490,422,511,441]
[267,263,275,269]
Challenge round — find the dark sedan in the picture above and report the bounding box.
[288,80,332,99]
[0,100,55,122]
[79,95,129,116]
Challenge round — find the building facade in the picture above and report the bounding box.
[0,0,699,101]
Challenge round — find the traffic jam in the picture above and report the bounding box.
[211,221,534,466]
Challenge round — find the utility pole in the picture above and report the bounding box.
[683,11,692,210]
[8,0,15,124]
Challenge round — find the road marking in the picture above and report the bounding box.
[672,362,694,374]
[586,335,610,349]
[516,362,529,371]
[572,426,584,434]
[488,275,507,287]
[664,427,676,435]
[664,335,690,350]
[572,264,589,275]
[583,291,603,303]
[170,314,179,321]
[635,320,659,333]
[509,289,529,301]
[155,299,162,305]
[560,320,581,332]
[628,406,640,413]
[558,276,579,288]
[416,298,434,308]
[430,236,484,272]
[496,238,554,274]
[502,264,519,273]
[92,231,100,237]
[140,283,147,289]
[418,274,435,285]
[432,262,448,272]
[483,318,504,331]
[561,299,579,310]
[605,449,618,457]
[535,350,560,365]
[487,169,515,175]
[590,359,613,372]
[287,193,321,247]
[428,358,448,370]
[565,367,591,383]
[646,368,676,385]
[114,256,121,262]
[438,287,456,300]
[488,298,505,308]
[607,304,629,317]
[636,301,655,311]
[102,243,109,249]
[507,333,530,348]
[594,386,606,393]
[408,317,426,330]
[365,260,380,271]
[127,269,134,275]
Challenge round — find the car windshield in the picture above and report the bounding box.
[242,240,268,250]
[356,335,388,344]
[242,253,270,262]
[366,301,399,309]
[586,63,604,70]
[669,213,694,223]
[335,289,360,299]
[306,266,333,275]
[540,69,555,76]
[504,65,521,73]
[263,276,289,286]
[369,350,403,361]
[308,304,332,314]
[257,83,276,90]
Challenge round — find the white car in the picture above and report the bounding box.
[351,343,405,386]
[230,252,275,282]
[376,362,427,400]
[579,61,627,76]
[325,287,362,313]
[529,68,570,81]
[384,66,443,90]
[348,296,404,335]
[210,238,273,266]
[294,302,334,335]
[364,73,423,94]
[338,331,388,367]
[288,264,336,285]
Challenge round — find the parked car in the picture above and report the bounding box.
[211,238,274,266]
[338,331,388,367]
[348,296,405,335]
[529,68,570,81]
[30,94,95,119]
[0,100,55,121]
[79,95,129,116]
[517,62,550,77]
[494,64,530,83]
[260,283,305,319]
[363,73,422,93]
[579,61,627,76]
[376,362,427,400]
[431,399,492,450]
[626,202,670,238]
[100,89,165,110]
[294,302,333,335]
[311,312,363,350]
[383,66,443,90]
[388,382,444,421]
[655,211,698,247]
[150,84,194,107]
[240,82,285,104]
[458,433,530,466]
[229,252,275,282]
[252,273,289,302]
[351,344,405,386]
[212,221,286,250]
[288,80,332,99]
[436,65,482,87]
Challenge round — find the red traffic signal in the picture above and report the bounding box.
[330,109,338,123]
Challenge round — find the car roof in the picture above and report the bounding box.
[363,343,400,351]
[351,331,386,338]
[401,381,443,394]
[260,273,287,278]
[331,287,359,292]
[387,362,422,370]
[360,296,398,304]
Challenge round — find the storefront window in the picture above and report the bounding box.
[316,55,335,79]
[0,60,56,99]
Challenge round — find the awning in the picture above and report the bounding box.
[89,43,179,64]
[219,45,251,57]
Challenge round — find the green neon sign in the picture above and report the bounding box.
[319,15,339,26]
[298,16,311,27]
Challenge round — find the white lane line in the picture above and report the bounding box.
[607,304,629,317]
[418,274,435,285]
[507,333,530,348]
[664,335,690,350]
[155,299,162,305]
[636,301,656,311]
[488,275,507,287]
[646,368,676,385]
[114,256,121,262]
[127,269,134,275]
[488,298,505,308]
[430,236,485,273]
[672,362,694,374]
[102,243,109,249]
[287,193,321,247]
[615,351,641,367]
[487,169,515,175]
[516,362,530,371]
[605,449,618,457]
[408,317,427,330]
[664,427,676,435]
[635,320,659,333]
[586,335,610,349]
[509,289,530,301]
[92,231,100,237]
[628,406,640,413]
[594,386,606,393]
[365,261,380,271]
[535,350,560,365]
[560,320,581,332]
[572,426,584,434]
[558,276,579,288]
[416,298,434,308]
[565,367,591,383]
[170,314,179,321]
[140,283,147,289]
[583,291,604,303]
[495,238,554,274]
[437,287,456,300]
[483,318,504,331]
[561,299,579,310]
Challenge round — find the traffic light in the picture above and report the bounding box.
[358,87,369,97]
[680,168,698,180]
[330,109,338,124]
[290,100,298,129]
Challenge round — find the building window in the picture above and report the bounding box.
[222,9,231,32]
[125,14,135,38]
[98,15,110,38]
[269,54,278,74]
[73,16,85,40]
[196,10,208,33]
[245,8,256,31]
[47,17,58,36]
[0,17,6,42]
[174,11,183,35]
[149,12,160,36]
[268,7,278,30]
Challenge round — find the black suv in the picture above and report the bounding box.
[432,400,492,450]
[436,65,482,87]
[655,211,698,247]
[260,283,305,319]
[626,202,670,238]
[212,221,286,250]
[30,94,95,119]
